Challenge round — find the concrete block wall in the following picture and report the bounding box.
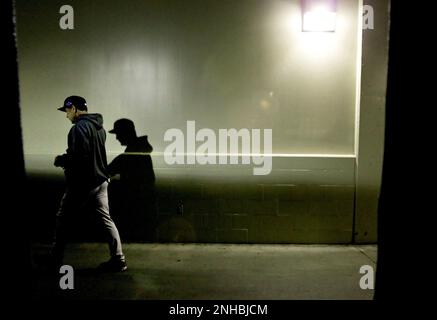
[26,155,359,244]
[18,0,389,245]
[153,156,355,244]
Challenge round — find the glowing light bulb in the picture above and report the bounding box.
[302,0,337,32]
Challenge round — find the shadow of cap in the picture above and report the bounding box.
[109,118,135,134]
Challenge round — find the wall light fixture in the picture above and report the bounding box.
[302,0,337,32]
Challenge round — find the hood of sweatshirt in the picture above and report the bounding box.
[76,113,103,129]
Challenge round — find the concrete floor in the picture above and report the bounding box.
[31,243,376,300]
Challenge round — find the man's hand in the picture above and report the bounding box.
[54,155,66,168]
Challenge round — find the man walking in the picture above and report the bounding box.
[51,95,127,272]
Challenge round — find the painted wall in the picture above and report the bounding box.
[354,0,390,243]
[16,0,359,159]
[15,0,388,243]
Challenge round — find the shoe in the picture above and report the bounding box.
[97,256,127,272]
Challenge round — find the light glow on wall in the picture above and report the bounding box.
[16,0,361,176]
[303,11,336,32]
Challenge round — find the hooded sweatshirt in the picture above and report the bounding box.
[63,113,109,190]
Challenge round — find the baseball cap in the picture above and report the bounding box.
[58,95,88,112]
[108,118,135,134]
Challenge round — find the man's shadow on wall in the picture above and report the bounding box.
[107,119,157,242]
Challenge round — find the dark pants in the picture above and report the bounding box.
[52,181,124,261]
